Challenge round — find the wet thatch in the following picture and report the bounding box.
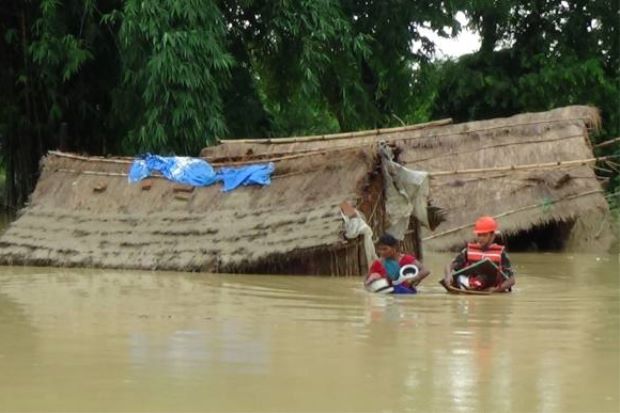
[0,106,611,274]
[202,106,615,252]
[0,145,418,275]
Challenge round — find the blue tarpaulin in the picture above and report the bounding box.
[216,163,275,192]
[128,154,274,191]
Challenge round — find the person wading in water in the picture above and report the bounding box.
[365,234,430,294]
[443,216,515,292]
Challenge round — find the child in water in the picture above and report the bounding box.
[365,234,430,294]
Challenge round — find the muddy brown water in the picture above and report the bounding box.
[0,252,618,412]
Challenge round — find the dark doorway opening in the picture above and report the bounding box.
[503,219,576,252]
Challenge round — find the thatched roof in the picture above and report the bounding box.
[402,108,612,251]
[0,105,611,274]
[0,146,381,272]
[202,106,614,252]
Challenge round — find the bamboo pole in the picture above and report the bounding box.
[219,119,453,144]
[56,168,130,177]
[272,170,307,179]
[204,141,386,163]
[49,147,357,168]
[405,134,584,164]
[49,150,133,164]
[49,148,311,167]
[375,116,595,146]
[593,165,614,174]
[368,191,383,223]
[594,137,620,148]
[209,150,330,166]
[603,160,620,173]
[428,155,619,177]
[422,189,605,241]
[425,173,603,189]
[55,168,169,180]
[210,145,377,166]
[218,114,596,149]
[56,166,318,181]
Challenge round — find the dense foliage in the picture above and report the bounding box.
[429,0,619,196]
[0,0,618,209]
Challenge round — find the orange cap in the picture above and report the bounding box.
[473,216,498,234]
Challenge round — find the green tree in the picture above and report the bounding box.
[0,0,121,208]
[428,0,619,192]
[218,0,462,136]
[0,0,463,209]
[116,0,233,153]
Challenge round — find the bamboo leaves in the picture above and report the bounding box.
[119,0,233,153]
[1,0,617,210]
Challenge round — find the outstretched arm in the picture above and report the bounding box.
[366,259,384,282]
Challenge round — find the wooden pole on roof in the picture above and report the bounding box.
[405,134,585,164]
[218,113,598,147]
[428,155,620,177]
[219,118,453,144]
[56,168,132,177]
[48,150,133,164]
[594,137,620,148]
[49,147,370,167]
[422,189,605,241]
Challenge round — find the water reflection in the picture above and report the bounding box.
[0,254,617,412]
[0,290,39,409]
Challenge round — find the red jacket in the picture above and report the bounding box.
[465,243,504,288]
[466,242,504,267]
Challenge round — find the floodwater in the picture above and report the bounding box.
[0,253,618,413]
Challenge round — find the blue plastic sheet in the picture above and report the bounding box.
[129,155,217,187]
[216,163,275,192]
[128,154,274,191]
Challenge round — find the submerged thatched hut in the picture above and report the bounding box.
[0,106,613,275]
[202,106,615,252]
[0,144,429,275]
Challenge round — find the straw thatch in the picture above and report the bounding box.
[0,105,611,274]
[0,145,422,275]
[202,106,615,252]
